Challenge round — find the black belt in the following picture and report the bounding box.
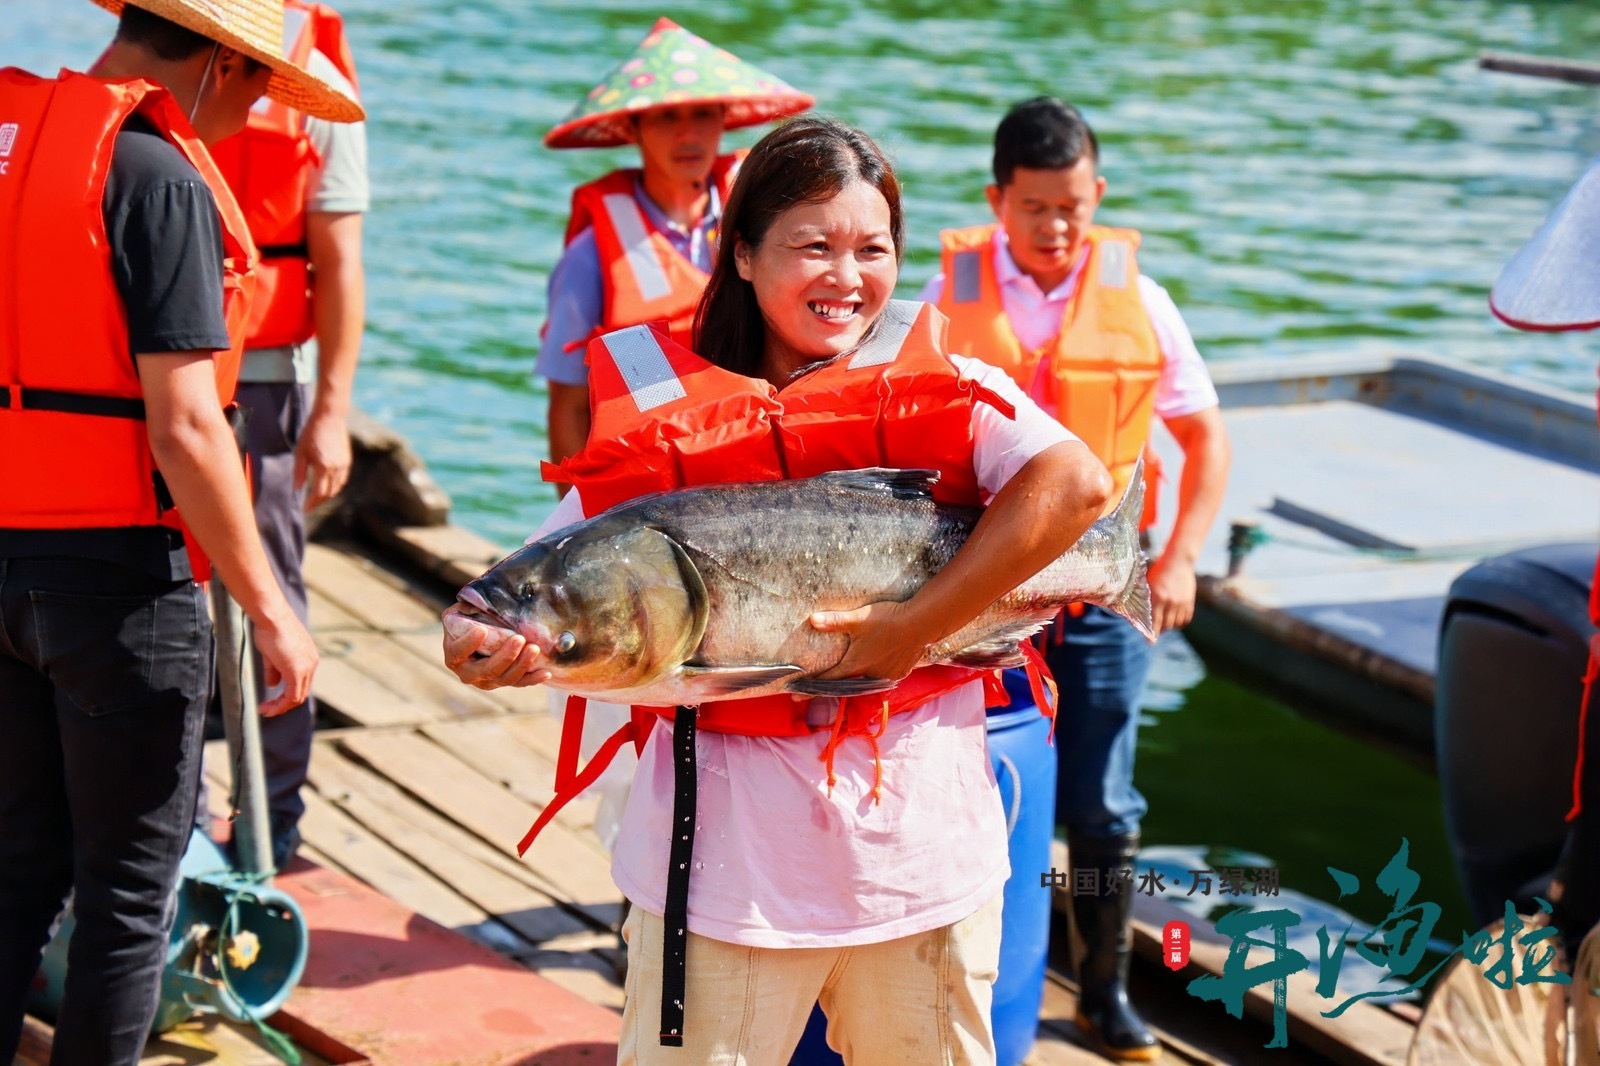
[0,386,144,419]
[659,705,698,1047]
[0,389,248,515]
[258,241,309,260]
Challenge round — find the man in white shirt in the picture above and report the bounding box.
[920,96,1231,1062]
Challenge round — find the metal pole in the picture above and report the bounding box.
[210,578,274,877]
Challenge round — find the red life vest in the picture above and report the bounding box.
[0,69,257,579]
[938,223,1163,530]
[557,151,745,351]
[518,301,1057,854]
[210,0,358,351]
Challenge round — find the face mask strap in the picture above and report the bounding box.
[189,42,221,126]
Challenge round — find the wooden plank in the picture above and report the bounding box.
[306,742,589,945]
[296,785,487,930]
[510,948,626,1013]
[324,625,505,721]
[307,584,514,722]
[306,586,367,634]
[336,730,623,929]
[383,523,514,591]
[311,652,444,727]
[496,706,572,762]
[307,738,587,917]
[304,542,443,631]
[420,717,603,837]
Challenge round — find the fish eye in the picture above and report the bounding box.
[555,631,577,654]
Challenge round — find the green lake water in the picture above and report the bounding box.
[14,0,1595,973]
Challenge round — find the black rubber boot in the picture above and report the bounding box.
[1068,832,1161,1062]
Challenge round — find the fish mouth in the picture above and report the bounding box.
[455,586,517,632]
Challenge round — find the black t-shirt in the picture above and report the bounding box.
[0,113,234,579]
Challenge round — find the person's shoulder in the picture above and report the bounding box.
[1135,272,1182,310]
[306,48,357,103]
[109,113,209,197]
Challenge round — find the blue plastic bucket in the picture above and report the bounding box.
[790,668,1056,1065]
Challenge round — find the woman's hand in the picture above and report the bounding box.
[808,600,930,683]
[441,604,550,689]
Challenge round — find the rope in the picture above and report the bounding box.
[1227,521,1525,568]
[215,877,303,1066]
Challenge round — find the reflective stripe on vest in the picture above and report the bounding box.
[848,298,917,368]
[556,151,747,350]
[602,325,689,412]
[0,69,256,576]
[937,223,1162,528]
[601,192,675,303]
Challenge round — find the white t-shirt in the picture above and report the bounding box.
[529,355,1074,947]
[916,229,1219,421]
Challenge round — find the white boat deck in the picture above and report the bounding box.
[1150,354,1599,717]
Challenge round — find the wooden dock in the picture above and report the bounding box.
[17,417,1426,1065]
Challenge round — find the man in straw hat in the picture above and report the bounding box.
[204,0,369,873]
[0,2,357,1061]
[537,17,812,475]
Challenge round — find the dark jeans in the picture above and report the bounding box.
[1045,604,1155,840]
[0,556,210,1066]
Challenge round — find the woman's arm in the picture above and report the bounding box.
[810,439,1111,681]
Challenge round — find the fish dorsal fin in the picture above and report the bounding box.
[814,467,941,501]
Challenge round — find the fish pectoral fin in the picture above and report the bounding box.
[678,664,807,696]
[945,642,1029,669]
[786,677,900,697]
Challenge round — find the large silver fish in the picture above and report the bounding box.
[447,464,1152,706]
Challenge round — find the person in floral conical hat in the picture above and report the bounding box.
[536,17,813,479]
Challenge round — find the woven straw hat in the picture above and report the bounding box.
[545,17,812,150]
[91,0,364,122]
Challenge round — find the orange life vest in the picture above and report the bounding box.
[938,223,1163,529]
[558,151,745,351]
[519,300,1057,854]
[0,69,257,579]
[210,0,358,351]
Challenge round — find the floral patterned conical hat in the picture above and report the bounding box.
[544,17,814,150]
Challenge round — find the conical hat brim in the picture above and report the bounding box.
[546,91,814,149]
[545,19,811,149]
[91,0,364,123]
[1491,155,1600,332]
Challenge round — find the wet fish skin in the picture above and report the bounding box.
[452,464,1151,706]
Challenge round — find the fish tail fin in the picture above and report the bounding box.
[1102,458,1156,642]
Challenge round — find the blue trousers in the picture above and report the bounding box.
[1045,604,1154,840]
[0,556,211,1066]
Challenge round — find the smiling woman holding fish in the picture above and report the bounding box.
[442,116,1123,1066]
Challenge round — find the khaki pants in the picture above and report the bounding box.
[618,893,1003,1066]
